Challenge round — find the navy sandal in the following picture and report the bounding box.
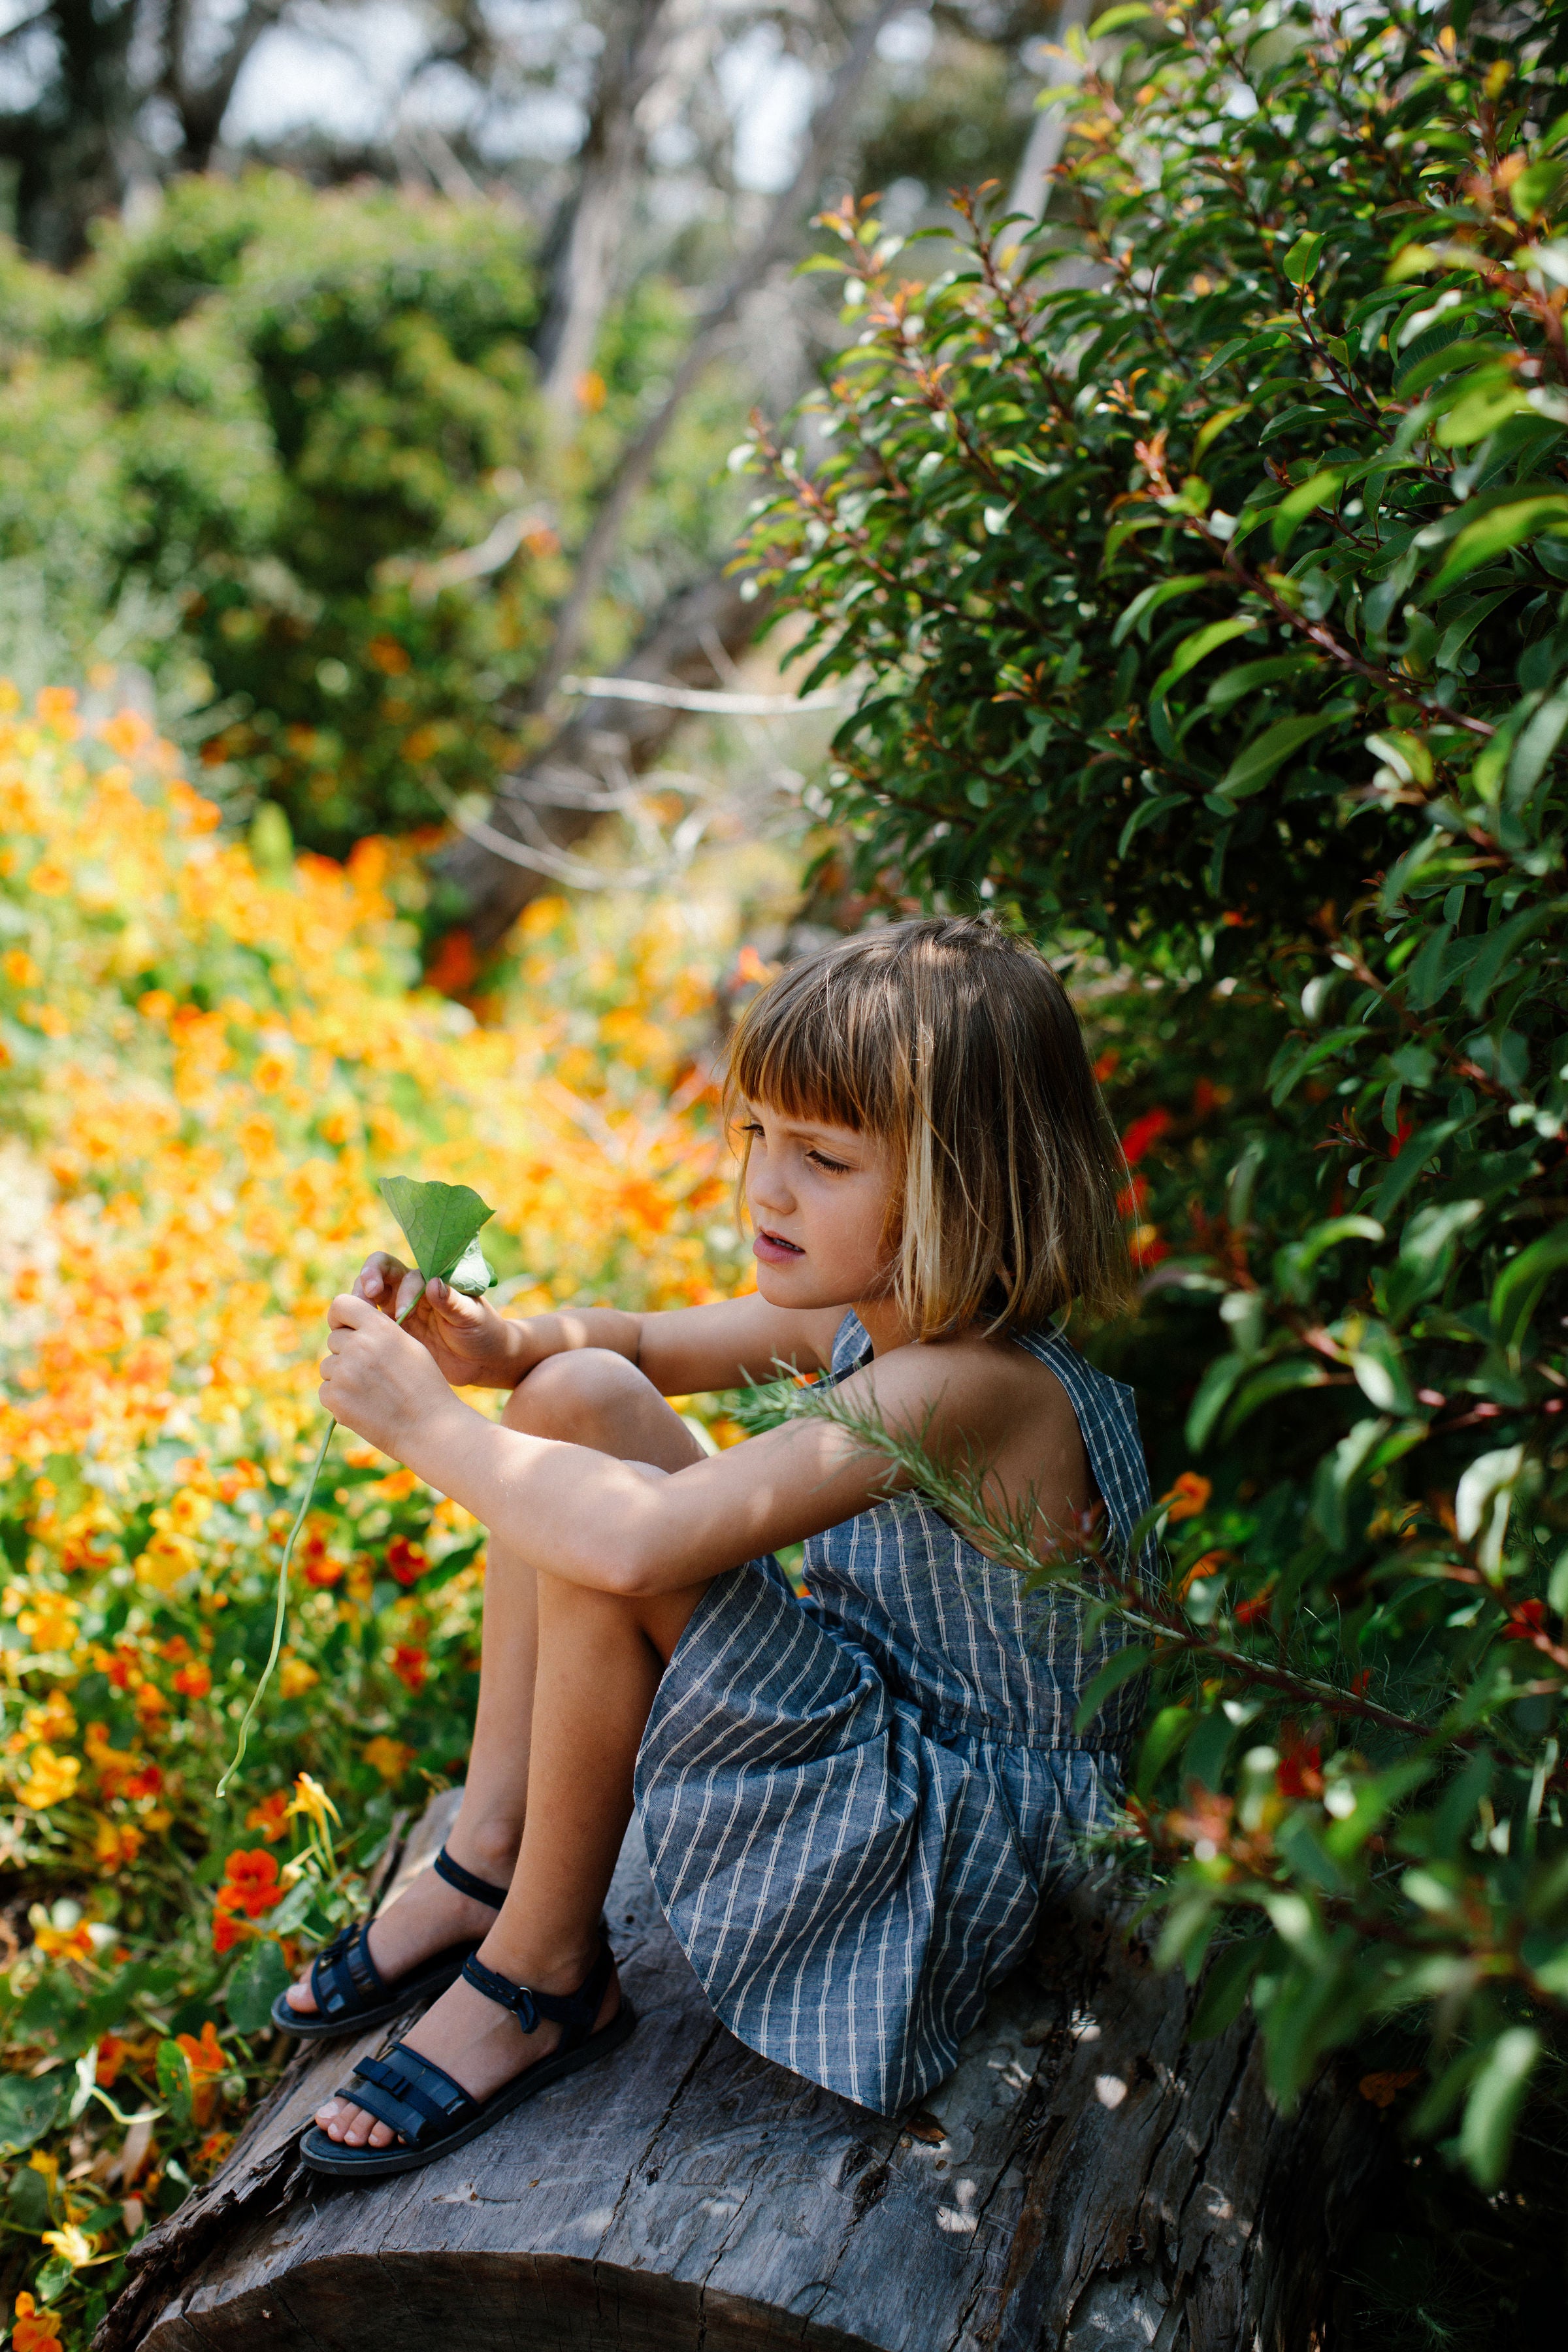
[299,1934,635,2178]
[271,1845,509,2040]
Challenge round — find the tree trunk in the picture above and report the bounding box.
[434,565,774,953]
[98,1789,1383,2352]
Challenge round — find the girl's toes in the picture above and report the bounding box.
[287,1982,318,2014]
[314,2097,344,2130]
[367,2121,396,2148]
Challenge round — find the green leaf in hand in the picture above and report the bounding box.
[378,1177,495,1289]
[216,1172,495,1800]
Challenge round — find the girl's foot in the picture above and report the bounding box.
[284,1838,517,2017]
[312,1940,619,2148]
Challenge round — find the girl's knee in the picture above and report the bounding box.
[503,1347,651,1444]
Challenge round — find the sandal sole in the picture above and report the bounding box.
[270,1942,481,2041]
[297,2001,638,2178]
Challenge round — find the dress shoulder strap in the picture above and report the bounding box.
[1011,1326,1157,1588]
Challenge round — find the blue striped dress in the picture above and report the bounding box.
[634,1313,1154,2117]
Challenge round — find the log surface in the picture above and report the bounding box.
[101,1791,1380,2352]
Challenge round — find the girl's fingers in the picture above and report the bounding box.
[353,1250,407,1303]
[395,1268,427,1322]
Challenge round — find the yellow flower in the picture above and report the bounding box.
[16,1593,78,1654]
[362,1736,414,1783]
[134,1529,199,1593]
[33,1918,95,1962]
[21,1691,76,1746]
[167,1488,213,1535]
[20,1746,81,1810]
[40,2222,97,2268]
[278,1657,318,1698]
[286,1771,340,1830]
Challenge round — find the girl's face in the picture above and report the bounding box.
[738,1101,896,1309]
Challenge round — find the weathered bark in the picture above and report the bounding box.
[100,1789,1382,2352]
[434,564,774,953]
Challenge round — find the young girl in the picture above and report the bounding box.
[285,916,1153,2177]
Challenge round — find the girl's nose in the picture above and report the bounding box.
[747,1158,792,1217]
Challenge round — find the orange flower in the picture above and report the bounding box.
[246,1789,291,1843]
[94,1818,144,1872]
[363,1735,414,1783]
[172,1661,212,1698]
[13,2291,64,2352]
[176,2021,228,2123]
[1162,1472,1211,1524]
[95,2033,126,2086]
[1358,2069,1420,2109]
[33,1918,95,1963]
[220,1848,282,1918]
[390,1643,427,1693]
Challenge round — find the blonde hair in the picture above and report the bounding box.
[725,917,1131,1339]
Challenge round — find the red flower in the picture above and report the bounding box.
[391,1644,427,1693]
[173,1661,211,1698]
[1120,1107,1173,1167]
[1503,1599,1548,1642]
[387,1537,428,1588]
[1275,1730,1324,1801]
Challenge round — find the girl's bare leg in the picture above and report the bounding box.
[314,1356,709,2140]
[289,1349,700,2019]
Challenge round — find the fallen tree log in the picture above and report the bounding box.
[99,1789,1382,2352]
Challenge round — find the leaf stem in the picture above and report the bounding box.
[215,1292,420,1800]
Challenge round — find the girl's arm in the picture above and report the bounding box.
[353,1252,843,1395]
[318,1292,1031,1591]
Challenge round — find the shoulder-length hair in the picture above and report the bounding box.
[724,916,1131,1339]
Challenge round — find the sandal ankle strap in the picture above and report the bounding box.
[461,1937,614,2051]
[433,1844,510,1908]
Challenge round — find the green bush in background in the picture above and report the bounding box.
[0,175,741,857]
[747,0,1568,2207]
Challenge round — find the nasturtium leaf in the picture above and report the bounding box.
[447,1233,498,1297]
[378,1177,496,1286]
[226,1937,292,2034]
[0,2071,61,2156]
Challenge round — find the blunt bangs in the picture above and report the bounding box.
[725,917,1132,1339]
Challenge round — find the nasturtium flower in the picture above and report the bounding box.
[220,1849,282,1918]
[286,1772,340,1833]
[39,2224,95,2269]
[246,1791,291,1842]
[33,1919,94,1963]
[363,1736,414,1783]
[12,2291,64,2352]
[19,1747,80,1810]
[1161,1472,1212,1524]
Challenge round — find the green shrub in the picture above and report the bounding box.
[745,0,1568,2185]
[0,175,738,857]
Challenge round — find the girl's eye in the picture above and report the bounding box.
[808,1150,850,1174]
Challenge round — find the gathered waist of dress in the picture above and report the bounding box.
[911,1699,1127,1759]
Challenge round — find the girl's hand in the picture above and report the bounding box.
[320,1293,464,1458]
[352,1252,521,1389]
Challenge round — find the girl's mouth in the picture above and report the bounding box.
[754,1228,804,1265]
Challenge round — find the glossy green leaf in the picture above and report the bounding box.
[1218,710,1341,798]
[226,1937,292,2034]
[1459,2029,1541,2191]
[1431,495,1568,591]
